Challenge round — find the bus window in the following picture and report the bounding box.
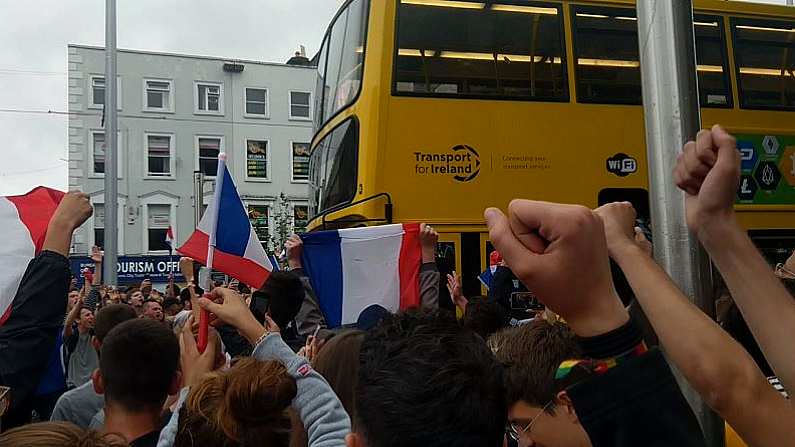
[695,15,732,108]
[320,0,369,125]
[309,118,359,217]
[731,17,795,110]
[393,0,568,101]
[315,34,329,128]
[572,8,732,106]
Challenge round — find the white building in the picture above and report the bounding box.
[67,45,315,277]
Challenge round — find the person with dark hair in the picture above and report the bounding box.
[141,300,164,323]
[314,330,364,419]
[162,298,182,318]
[494,320,587,447]
[461,295,509,340]
[349,309,506,447]
[63,304,97,388]
[0,192,92,429]
[125,288,145,316]
[93,318,180,446]
[0,421,127,447]
[51,304,137,428]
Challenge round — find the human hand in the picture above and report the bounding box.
[594,202,642,258]
[50,191,92,231]
[179,257,195,283]
[285,234,304,270]
[298,330,325,363]
[198,287,267,344]
[485,201,628,337]
[179,315,218,387]
[674,124,740,237]
[90,246,103,264]
[420,223,439,263]
[446,272,468,311]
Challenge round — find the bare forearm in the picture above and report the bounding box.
[42,220,75,258]
[93,262,102,286]
[701,218,795,392]
[614,245,794,444]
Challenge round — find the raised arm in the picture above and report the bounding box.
[286,234,332,339]
[595,202,795,446]
[418,224,440,309]
[675,124,795,394]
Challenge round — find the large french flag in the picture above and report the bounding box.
[300,224,422,328]
[0,187,65,326]
[178,159,273,289]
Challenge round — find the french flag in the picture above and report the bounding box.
[165,226,175,250]
[0,187,64,325]
[178,154,273,288]
[300,224,422,328]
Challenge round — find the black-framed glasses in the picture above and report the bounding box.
[507,400,554,441]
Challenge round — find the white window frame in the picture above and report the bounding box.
[88,129,123,178]
[141,194,179,255]
[246,201,272,245]
[87,195,126,255]
[288,90,313,121]
[194,81,224,115]
[195,135,225,178]
[243,87,270,119]
[142,78,174,113]
[88,75,122,110]
[243,137,271,182]
[144,132,176,180]
[290,141,311,183]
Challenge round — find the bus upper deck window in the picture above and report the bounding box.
[572,6,642,105]
[695,15,731,108]
[732,17,795,111]
[393,0,568,102]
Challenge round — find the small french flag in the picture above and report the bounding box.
[0,187,65,326]
[300,224,422,328]
[165,226,174,250]
[178,154,273,288]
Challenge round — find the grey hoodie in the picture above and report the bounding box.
[157,332,350,447]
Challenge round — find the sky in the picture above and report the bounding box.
[0,0,789,196]
[0,0,345,195]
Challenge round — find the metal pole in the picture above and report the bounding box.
[193,171,205,227]
[103,0,118,286]
[637,2,723,446]
[788,0,794,7]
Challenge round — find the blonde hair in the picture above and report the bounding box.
[0,422,127,447]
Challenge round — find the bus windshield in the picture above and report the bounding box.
[314,0,369,129]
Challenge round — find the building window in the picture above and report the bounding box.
[196,82,223,114]
[90,130,122,177]
[147,204,172,252]
[144,79,173,112]
[246,140,269,180]
[197,137,222,176]
[146,133,173,177]
[248,204,270,247]
[293,204,308,234]
[94,203,105,249]
[89,76,122,109]
[292,142,310,182]
[289,91,312,119]
[245,88,269,117]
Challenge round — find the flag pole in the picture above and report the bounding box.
[198,152,227,353]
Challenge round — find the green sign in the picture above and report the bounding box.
[734,134,795,205]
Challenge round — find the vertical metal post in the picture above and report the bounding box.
[103,0,118,285]
[194,171,205,227]
[637,1,723,446]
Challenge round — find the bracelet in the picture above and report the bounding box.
[252,329,271,348]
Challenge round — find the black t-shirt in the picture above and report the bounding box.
[129,430,160,447]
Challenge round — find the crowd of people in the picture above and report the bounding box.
[0,124,793,446]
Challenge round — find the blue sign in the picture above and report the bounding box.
[70,255,185,286]
[738,140,759,173]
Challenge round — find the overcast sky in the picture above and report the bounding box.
[0,0,789,196]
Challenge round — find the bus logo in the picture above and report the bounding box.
[413,144,481,182]
[606,153,637,177]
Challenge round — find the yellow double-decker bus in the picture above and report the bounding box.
[306,0,795,300]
